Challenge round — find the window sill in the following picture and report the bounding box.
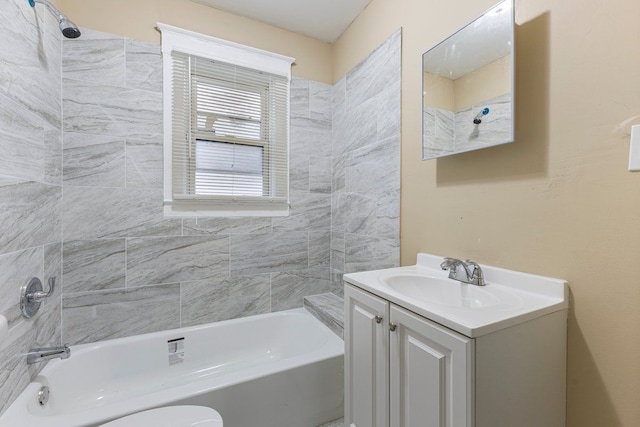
[163,203,289,218]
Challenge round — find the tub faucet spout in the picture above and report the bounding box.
[27,345,71,364]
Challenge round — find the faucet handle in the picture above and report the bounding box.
[28,277,56,303]
[21,277,57,318]
[465,260,486,286]
[440,257,460,270]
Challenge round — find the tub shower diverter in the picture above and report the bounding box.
[0,308,344,427]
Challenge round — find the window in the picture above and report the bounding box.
[159,24,294,216]
[195,141,264,196]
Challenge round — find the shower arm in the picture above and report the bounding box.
[28,0,81,39]
[29,0,65,21]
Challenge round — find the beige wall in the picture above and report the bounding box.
[335,0,640,426]
[453,54,511,111]
[58,0,332,83]
[423,71,455,110]
[423,55,511,111]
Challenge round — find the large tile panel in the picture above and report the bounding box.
[0,247,44,327]
[63,29,125,87]
[63,78,162,139]
[0,94,44,182]
[0,0,61,127]
[309,81,332,122]
[309,231,331,271]
[344,135,401,196]
[125,138,163,189]
[346,29,402,112]
[62,284,180,345]
[290,77,309,119]
[63,132,125,187]
[0,321,37,416]
[126,236,229,287]
[125,39,162,93]
[272,192,331,232]
[271,269,331,311]
[62,186,181,239]
[38,242,63,346]
[181,275,271,326]
[0,0,63,416]
[330,30,402,291]
[290,117,332,158]
[183,217,272,235]
[230,231,308,275]
[44,128,62,185]
[63,239,126,293]
[0,178,62,256]
[344,234,399,274]
[309,156,332,194]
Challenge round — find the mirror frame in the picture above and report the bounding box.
[421,0,515,160]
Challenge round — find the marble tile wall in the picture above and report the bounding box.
[330,30,402,296]
[423,107,455,158]
[453,93,513,151]
[0,0,63,415]
[0,21,402,416]
[423,93,512,158]
[60,28,333,345]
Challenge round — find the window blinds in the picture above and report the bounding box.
[170,51,289,213]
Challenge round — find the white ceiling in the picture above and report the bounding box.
[423,0,513,80]
[191,0,372,43]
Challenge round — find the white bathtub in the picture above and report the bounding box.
[0,308,344,427]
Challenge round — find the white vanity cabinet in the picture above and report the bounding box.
[345,284,472,427]
[344,276,567,427]
[344,283,389,427]
[389,302,473,427]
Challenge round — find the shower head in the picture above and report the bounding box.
[473,107,490,125]
[28,0,81,39]
[59,17,81,39]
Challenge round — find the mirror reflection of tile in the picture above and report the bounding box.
[423,93,512,158]
[422,0,513,159]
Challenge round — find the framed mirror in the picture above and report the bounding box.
[422,0,514,160]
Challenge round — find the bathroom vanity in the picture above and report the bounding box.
[343,253,568,427]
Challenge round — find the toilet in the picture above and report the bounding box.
[99,405,223,427]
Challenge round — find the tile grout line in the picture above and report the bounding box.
[60,29,66,345]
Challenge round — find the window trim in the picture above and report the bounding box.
[158,23,294,217]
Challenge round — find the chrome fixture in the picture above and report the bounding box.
[473,107,490,124]
[38,386,50,406]
[27,345,71,364]
[440,258,486,286]
[28,0,81,39]
[20,277,56,318]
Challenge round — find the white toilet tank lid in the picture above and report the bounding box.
[100,405,223,427]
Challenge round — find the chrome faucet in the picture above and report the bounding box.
[440,258,486,286]
[26,345,71,364]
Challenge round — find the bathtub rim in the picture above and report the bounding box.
[0,307,344,427]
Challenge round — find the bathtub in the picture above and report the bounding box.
[0,308,344,427]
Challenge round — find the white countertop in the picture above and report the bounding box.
[343,253,569,338]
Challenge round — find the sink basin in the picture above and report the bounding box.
[344,253,568,337]
[381,273,522,310]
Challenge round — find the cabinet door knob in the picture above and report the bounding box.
[389,323,397,332]
[375,315,383,324]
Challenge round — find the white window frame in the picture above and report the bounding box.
[158,23,294,217]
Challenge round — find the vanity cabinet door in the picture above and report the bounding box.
[345,284,390,427]
[389,305,474,427]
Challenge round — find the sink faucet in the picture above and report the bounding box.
[440,258,486,286]
[26,345,71,364]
